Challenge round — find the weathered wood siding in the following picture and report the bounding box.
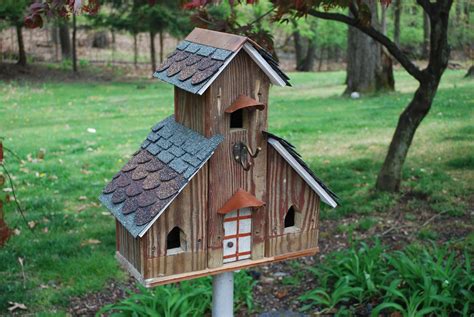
[265,145,320,257]
[206,51,271,268]
[174,88,209,135]
[116,220,144,275]
[142,164,208,278]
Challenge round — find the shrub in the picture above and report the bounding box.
[299,241,473,316]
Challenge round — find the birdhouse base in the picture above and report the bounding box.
[115,247,319,288]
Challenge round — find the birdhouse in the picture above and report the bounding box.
[100,28,338,287]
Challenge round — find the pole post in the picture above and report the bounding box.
[212,271,234,317]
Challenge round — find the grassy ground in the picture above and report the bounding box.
[0,68,472,314]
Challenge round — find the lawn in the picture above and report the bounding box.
[0,68,472,314]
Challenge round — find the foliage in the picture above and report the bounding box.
[0,0,30,25]
[300,240,473,315]
[97,271,255,316]
[98,280,212,316]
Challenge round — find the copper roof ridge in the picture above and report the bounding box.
[185,28,248,52]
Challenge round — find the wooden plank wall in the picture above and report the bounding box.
[116,220,143,275]
[142,164,208,278]
[265,146,320,257]
[174,88,209,135]
[206,52,271,268]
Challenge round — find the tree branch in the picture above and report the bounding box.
[416,0,433,15]
[308,9,424,82]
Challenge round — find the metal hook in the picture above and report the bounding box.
[232,142,261,171]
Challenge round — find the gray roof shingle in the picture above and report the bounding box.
[100,115,224,237]
[153,41,234,94]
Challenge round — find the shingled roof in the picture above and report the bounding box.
[100,116,223,237]
[153,28,290,95]
[264,131,339,208]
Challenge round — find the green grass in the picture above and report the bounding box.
[0,69,472,313]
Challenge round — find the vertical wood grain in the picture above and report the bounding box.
[206,51,271,266]
[265,145,320,257]
[116,220,143,275]
[142,164,208,278]
[174,87,209,135]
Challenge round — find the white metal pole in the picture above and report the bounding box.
[212,271,234,317]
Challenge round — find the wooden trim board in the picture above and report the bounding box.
[116,248,319,288]
[116,251,145,285]
[142,247,319,287]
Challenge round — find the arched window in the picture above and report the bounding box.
[230,109,244,129]
[284,206,300,233]
[166,226,186,255]
[284,206,296,228]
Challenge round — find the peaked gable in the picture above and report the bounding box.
[264,132,339,208]
[153,28,290,95]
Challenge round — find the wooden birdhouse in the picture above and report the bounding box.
[100,28,338,287]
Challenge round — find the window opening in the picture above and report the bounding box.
[167,226,184,250]
[284,206,296,228]
[230,109,244,129]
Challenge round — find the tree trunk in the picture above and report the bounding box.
[381,3,387,35]
[159,31,164,63]
[422,12,430,59]
[292,19,305,71]
[150,31,156,72]
[15,24,27,66]
[51,26,60,61]
[393,0,402,46]
[300,39,316,72]
[345,0,394,94]
[318,47,324,71]
[72,14,78,73]
[58,22,71,60]
[376,1,452,192]
[133,33,138,68]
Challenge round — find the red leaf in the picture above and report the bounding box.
[183,0,208,9]
[24,14,44,29]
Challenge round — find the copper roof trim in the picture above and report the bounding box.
[225,95,266,113]
[185,28,247,52]
[218,188,265,214]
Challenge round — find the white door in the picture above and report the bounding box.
[223,208,252,263]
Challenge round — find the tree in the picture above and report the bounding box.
[58,21,72,60]
[345,0,394,94]
[87,0,190,71]
[393,0,402,46]
[72,13,78,72]
[0,0,29,66]
[422,11,430,58]
[295,0,453,192]
[290,18,317,71]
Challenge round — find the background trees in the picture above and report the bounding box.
[0,0,30,66]
[1,0,470,192]
[345,0,394,94]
